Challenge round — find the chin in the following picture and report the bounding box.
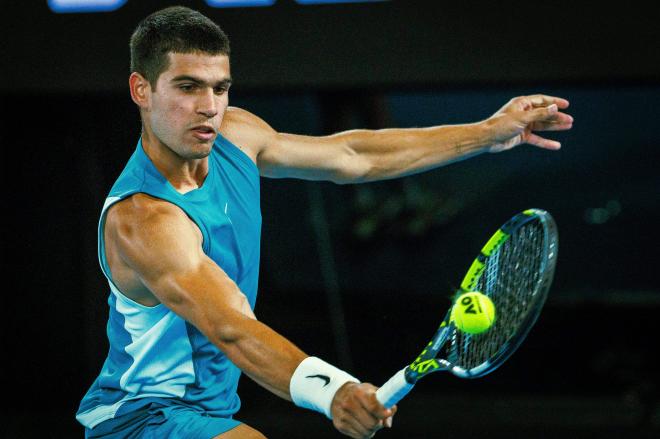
[173,141,211,160]
[186,147,213,159]
[196,136,218,152]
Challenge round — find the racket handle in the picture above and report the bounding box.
[375,368,414,408]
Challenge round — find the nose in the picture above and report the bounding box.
[197,88,218,119]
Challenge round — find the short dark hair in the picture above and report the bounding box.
[130,6,230,89]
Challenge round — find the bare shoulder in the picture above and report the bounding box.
[106,193,191,234]
[105,194,203,268]
[220,106,277,163]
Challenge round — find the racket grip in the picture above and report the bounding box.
[375,368,414,408]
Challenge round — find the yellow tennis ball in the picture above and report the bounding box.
[451,292,496,335]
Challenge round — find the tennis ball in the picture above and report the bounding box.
[450,292,496,335]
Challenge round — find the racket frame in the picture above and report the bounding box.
[376,208,558,407]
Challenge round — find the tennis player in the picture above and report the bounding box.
[75,6,573,439]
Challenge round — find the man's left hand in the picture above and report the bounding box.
[486,94,573,152]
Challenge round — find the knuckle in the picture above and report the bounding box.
[369,419,383,430]
[356,384,369,396]
[335,415,350,427]
[368,400,382,414]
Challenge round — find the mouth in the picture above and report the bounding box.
[190,125,217,141]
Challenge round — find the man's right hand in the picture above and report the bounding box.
[331,382,397,438]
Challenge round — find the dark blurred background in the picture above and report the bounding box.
[2,1,660,438]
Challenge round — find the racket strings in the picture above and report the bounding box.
[449,220,546,370]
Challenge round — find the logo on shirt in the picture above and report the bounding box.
[224,202,233,225]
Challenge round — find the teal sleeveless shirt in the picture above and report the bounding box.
[76,134,261,428]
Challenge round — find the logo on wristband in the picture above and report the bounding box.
[306,374,331,387]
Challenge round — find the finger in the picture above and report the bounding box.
[384,404,397,428]
[336,413,372,439]
[530,108,573,130]
[527,94,570,109]
[343,407,383,438]
[549,111,574,124]
[359,388,394,421]
[526,133,561,150]
[345,410,379,438]
[522,105,555,124]
[352,400,386,432]
[530,120,573,132]
[354,393,389,435]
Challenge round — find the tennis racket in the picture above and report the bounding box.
[375,208,558,408]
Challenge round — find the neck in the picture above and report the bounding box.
[141,129,210,194]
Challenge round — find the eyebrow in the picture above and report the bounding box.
[170,75,233,88]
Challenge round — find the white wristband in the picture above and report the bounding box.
[289,356,360,419]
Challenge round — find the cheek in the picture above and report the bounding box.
[158,95,189,115]
[168,97,187,115]
[150,101,187,138]
[217,95,229,116]
[159,101,188,127]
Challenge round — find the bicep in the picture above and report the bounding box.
[258,132,367,183]
[223,106,368,183]
[107,197,307,398]
[109,198,253,339]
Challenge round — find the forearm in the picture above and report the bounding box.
[338,120,492,182]
[211,312,307,400]
[146,261,308,401]
[117,196,363,419]
[210,312,361,419]
[152,269,359,413]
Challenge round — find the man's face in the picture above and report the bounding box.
[145,52,231,159]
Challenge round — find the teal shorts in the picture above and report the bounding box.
[85,402,241,439]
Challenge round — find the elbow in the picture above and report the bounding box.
[331,170,366,185]
[333,161,386,185]
[207,305,258,354]
[331,148,375,185]
[331,130,404,184]
[209,315,244,349]
[177,300,243,351]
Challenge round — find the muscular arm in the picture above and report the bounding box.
[264,123,495,183]
[107,195,394,437]
[221,95,572,184]
[106,194,305,400]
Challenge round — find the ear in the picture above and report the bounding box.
[129,72,151,111]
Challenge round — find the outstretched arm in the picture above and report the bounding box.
[223,95,572,184]
[105,194,394,438]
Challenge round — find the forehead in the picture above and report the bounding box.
[160,52,230,81]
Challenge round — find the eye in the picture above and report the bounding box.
[179,84,196,92]
[214,86,229,95]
